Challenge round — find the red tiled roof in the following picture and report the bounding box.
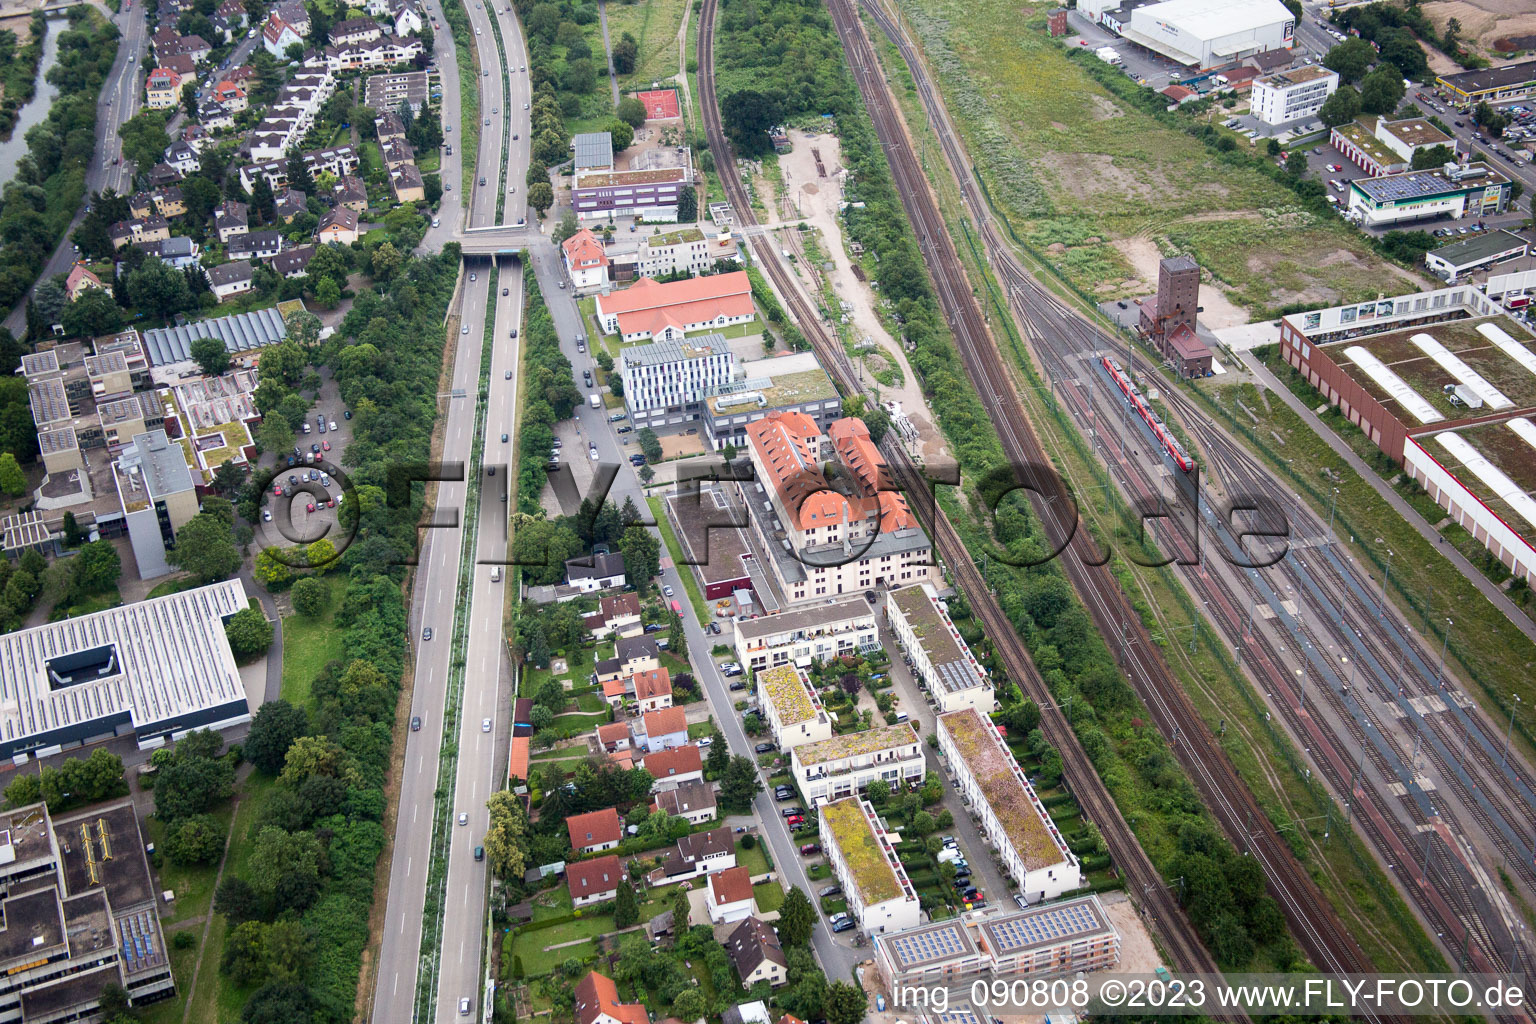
[567,856,623,903]
[641,744,701,779]
[1161,85,1196,101]
[597,272,754,338]
[563,228,608,269]
[597,721,630,744]
[575,971,647,1024]
[709,865,755,906]
[642,706,687,738]
[600,593,641,620]
[508,736,529,782]
[567,807,622,850]
[633,668,671,702]
[1167,323,1213,360]
[602,679,629,700]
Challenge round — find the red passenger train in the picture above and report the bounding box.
[1101,357,1196,473]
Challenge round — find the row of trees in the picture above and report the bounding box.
[515,262,583,512]
[0,538,122,633]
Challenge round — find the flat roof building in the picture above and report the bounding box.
[938,709,1081,903]
[819,797,921,936]
[870,895,1120,989]
[619,334,736,426]
[1376,117,1455,164]
[1437,59,1536,104]
[789,724,925,807]
[0,579,254,760]
[755,664,833,751]
[363,69,432,111]
[572,131,615,171]
[1250,64,1337,126]
[733,593,879,674]
[1118,0,1294,70]
[139,305,290,366]
[702,352,841,453]
[1425,230,1529,282]
[886,584,993,715]
[1347,164,1512,228]
[113,429,200,579]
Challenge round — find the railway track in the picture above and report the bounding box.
[695,0,1225,983]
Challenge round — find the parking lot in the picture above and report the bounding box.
[255,376,354,555]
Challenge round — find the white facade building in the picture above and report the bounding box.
[1121,0,1294,69]
[1250,65,1338,125]
[755,664,834,751]
[733,594,880,674]
[886,584,995,714]
[819,797,922,936]
[618,334,736,416]
[938,709,1082,903]
[789,725,926,806]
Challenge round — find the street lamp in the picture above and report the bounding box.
[1504,693,1523,768]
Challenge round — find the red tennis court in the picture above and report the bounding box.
[635,88,680,120]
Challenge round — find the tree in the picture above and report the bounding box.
[670,884,691,930]
[279,735,345,786]
[777,886,815,947]
[676,184,697,222]
[614,878,638,927]
[617,95,645,127]
[825,982,867,1024]
[306,538,337,570]
[563,58,596,94]
[1359,64,1406,116]
[255,414,294,458]
[859,405,891,444]
[720,90,780,156]
[290,577,327,616]
[315,277,341,309]
[126,257,193,320]
[245,699,309,775]
[552,209,580,244]
[61,288,124,338]
[4,773,41,808]
[671,990,706,1021]
[168,511,242,583]
[33,277,67,328]
[0,453,24,496]
[155,755,235,822]
[637,427,663,463]
[483,789,529,879]
[74,540,121,594]
[1323,37,1375,84]
[1284,150,1308,177]
[608,118,634,153]
[1412,143,1456,170]
[612,31,637,75]
[667,611,684,653]
[221,921,269,986]
[1318,85,1362,128]
[527,180,554,215]
[226,607,274,662]
[720,755,761,811]
[164,813,228,865]
[119,110,172,173]
[191,337,231,377]
[706,728,728,776]
[61,511,82,547]
[251,176,276,224]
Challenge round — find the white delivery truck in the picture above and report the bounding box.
[589,394,601,408]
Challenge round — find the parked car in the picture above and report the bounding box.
[729,681,747,691]
[831,917,856,933]
[800,842,821,855]
[754,742,775,754]
[786,815,805,828]
[819,884,843,898]
[663,584,674,597]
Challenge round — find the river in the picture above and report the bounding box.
[0,15,66,191]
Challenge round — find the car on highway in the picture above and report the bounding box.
[422,627,433,641]
[482,718,492,732]
[411,716,422,731]
[469,272,475,281]
[457,812,468,825]
[462,325,470,334]
[460,998,472,1015]
[503,287,509,295]
[480,176,486,185]
[505,370,512,379]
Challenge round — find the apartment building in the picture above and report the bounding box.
[755,664,833,751]
[886,583,994,714]
[818,797,921,936]
[937,709,1081,903]
[1249,64,1337,125]
[789,724,925,806]
[733,593,879,674]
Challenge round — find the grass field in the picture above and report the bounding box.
[280,576,346,708]
[893,0,1414,312]
[607,0,688,88]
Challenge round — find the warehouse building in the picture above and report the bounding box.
[0,579,255,760]
[1101,0,1294,70]
[1437,59,1536,105]
[1425,230,1529,282]
[818,797,921,936]
[1276,285,1536,583]
[1250,64,1337,126]
[938,709,1082,902]
[139,305,290,366]
[870,895,1120,989]
[1346,163,1512,228]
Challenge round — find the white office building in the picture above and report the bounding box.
[618,334,736,425]
[819,797,922,936]
[789,725,925,806]
[938,709,1081,903]
[886,584,995,714]
[1250,65,1338,125]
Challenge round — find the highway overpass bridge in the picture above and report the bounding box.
[458,227,539,256]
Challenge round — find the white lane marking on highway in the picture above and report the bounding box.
[394,973,398,995]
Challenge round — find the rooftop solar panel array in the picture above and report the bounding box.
[985,899,1106,953]
[887,921,974,967]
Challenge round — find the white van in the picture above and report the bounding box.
[490,566,502,582]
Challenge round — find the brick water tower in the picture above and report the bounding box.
[1048,8,1068,35]
[1139,255,1200,339]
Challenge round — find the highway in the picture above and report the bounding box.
[368,0,533,1017]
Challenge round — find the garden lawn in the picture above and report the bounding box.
[752,880,785,913]
[280,577,346,709]
[607,0,687,87]
[509,913,614,976]
[735,839,770,875]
